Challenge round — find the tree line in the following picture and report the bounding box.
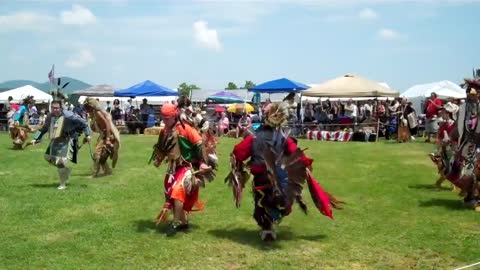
[177,81,256,96]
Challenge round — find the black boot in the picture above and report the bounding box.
[166,222,180,237]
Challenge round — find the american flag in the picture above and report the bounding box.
[48,64,55,84]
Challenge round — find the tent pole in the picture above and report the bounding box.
[300,92,303,125]
[244,89,248,114]
[375,95,380,142]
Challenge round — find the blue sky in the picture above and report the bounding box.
[1,0,479,92]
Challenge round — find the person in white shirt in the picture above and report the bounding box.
[344,99,358,120]
[363,100,373,117]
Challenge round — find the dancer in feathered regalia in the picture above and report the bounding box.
[225,95,344,241]
[151,99,215,236]
[30,80,91,190]
[443,78,480,211]
[10,96,35,149]
[83,97,121,177]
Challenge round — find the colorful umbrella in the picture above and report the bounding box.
[227,103,254,113]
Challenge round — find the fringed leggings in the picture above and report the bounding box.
[252,173,291,230]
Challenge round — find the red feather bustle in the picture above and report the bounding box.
[306,170,334,220]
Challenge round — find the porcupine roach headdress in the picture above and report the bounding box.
[263,93,294,128]
[462,78,480,95]
[264,102,288,127]
[51,77,70,104]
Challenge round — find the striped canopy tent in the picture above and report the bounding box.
[206,91,245,103]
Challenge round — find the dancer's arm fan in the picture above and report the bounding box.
[149,130,176,166]
[224,154,250,208]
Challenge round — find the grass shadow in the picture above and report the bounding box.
[207,227,326,250]
[408,184,451,191]
[133,219,200,234]
[71,172,93,177]
[418,198,470,211]
[134,219,162,233]
[29,183,88,188]
[88,174,113,179]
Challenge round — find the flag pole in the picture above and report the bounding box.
[48,64,55,107]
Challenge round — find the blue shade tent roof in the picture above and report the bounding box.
[114,80,178,97]
[248,78,311,93]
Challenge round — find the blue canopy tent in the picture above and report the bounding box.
[248,78,311,123]
[248,78,310,93]
[114,80,178,97]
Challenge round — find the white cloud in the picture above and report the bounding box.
[323,7,378,23]
[378,28,401,40]
[60,4,96,25]
[65,49,96,68]
[193,20,222,51]
[359,8,378,20]
[0,11,55,32]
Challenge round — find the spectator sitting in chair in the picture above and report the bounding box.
[236,113,252,138]
[217,112,229,137]
[126,109,145,134]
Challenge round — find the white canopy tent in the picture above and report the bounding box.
[0,85,53,103]
[401,80,466,114]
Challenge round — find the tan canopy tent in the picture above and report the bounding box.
[301,74,399,97]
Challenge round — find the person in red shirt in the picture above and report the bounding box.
[424,92,443,143]
[437,114,456,142]
[225,99,343,242]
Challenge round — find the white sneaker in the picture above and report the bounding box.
[57,185,66,190]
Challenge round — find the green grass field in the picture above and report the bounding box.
[0,133,479,270]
